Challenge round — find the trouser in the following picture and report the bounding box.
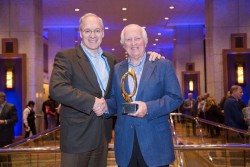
[61,136,108,167]
[128,132,169,167]
[24,124,37,138]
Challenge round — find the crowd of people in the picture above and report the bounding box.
[181,85,249,138]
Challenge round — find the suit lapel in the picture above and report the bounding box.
[136,56,156,100]
[103,52,114,97]
[76,46,101,92]
[0,104,7,117]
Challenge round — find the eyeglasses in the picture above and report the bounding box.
[82,29,103,36]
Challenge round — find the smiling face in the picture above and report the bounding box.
[79,15,104,54]
[122,25,147,60]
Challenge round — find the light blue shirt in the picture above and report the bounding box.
[128,53,146,101]
[81,43,110,96]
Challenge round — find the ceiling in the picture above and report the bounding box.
[43,0,205,60]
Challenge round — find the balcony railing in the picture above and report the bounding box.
[0,113,249,167]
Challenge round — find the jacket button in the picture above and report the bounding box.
[130,125,133,128]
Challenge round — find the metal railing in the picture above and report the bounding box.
[0,113,250,167]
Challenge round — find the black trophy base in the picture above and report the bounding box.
[122,103,138,115]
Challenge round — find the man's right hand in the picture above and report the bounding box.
[93,97,107,116]
[0,120,5,125]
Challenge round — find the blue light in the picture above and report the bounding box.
[5,91,23,137]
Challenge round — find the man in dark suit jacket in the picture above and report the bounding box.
[224,85,248,130]
[0,91,18,148]
[105,24,183,167]
[49,13,116,167]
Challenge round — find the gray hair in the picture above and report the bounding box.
[229,85,241,95]
[0,91,6,100]
[120,24,148,45]
[79,13,104,31]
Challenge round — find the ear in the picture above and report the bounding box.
[102,30,105,38]
[80,31,83,39]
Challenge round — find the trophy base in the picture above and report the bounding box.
[122,103,138,115]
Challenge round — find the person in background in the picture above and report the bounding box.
[42,98,49,130]
[0,91,18,148]
[42,96,60,130]
[218,91,230,112]
[102,24,183,167]
[183,92,196,136]
[204,97,224,137]
[23,100,37,138]
[183,92,195,116]
[193,95,202,117]
[224,85,248,130]
[49,13,162,167]
[0,92,18,167]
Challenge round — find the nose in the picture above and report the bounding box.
[131,39,136,45]
[90,31,96,37]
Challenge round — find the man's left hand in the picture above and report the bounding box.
[128,101,148,118]
[147,51,165,61]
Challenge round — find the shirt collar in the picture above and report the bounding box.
[128,53,146,68]
[80,42,103,58]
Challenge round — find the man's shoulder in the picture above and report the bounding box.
[4,103,16,111]
[5,103,15,107]
[145,55,172,68]
[114,59,127,69]
[224,96,238,107]
[225,96,236,102]
[103,51,116,61]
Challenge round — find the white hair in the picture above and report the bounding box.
[120,24,148,45]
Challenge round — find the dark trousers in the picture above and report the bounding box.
[128,132,169,167]
[61,136,108,167]
[24,124,37,138]
[24,122,36,138]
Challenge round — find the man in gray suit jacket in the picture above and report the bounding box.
[49,13,115,167]
[0,91,18,148]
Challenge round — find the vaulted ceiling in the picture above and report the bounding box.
[43,0,205,60]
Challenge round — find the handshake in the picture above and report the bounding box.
[92,97,148,118]
[92,97,107,116]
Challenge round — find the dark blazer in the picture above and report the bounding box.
[224,96,248,130]
[107,55,183,167]
[0,103,18,147]
[49,46,116,153]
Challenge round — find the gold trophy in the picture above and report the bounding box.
[121,68,138,114]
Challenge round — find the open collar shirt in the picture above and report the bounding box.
[127,53,146,101]
[81,43,110,96]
